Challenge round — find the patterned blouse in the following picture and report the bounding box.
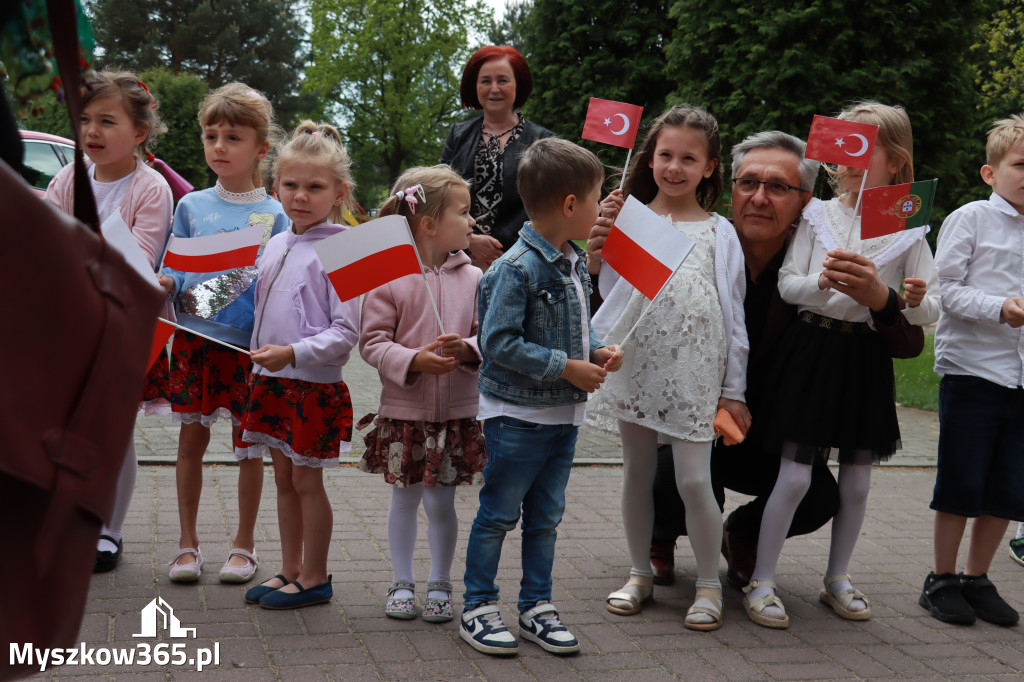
[471,114,525,238]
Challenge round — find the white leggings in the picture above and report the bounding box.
[619,420,721,587]
[387,484,458,585]
[101,433,138,541]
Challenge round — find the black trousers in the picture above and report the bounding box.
[651,438,839,546]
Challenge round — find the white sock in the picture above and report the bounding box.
[99,435,137,553]
[422,485,457,599]
[618,420,659,578]
[388,483,423,598]
[825,461,872,611]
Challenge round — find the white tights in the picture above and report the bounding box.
[618,420,721,588]
[388,484,458,598]
[750,446,872,612]
[98,435,137,553]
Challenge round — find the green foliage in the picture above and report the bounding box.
[139,67,211,190]
[16,89,74,138]
[521,0,676,178]
[488,0,532,52]
[973,0,1024,123]
[665,0,995,229]
[305,0,491,206]
[893,332,939,412]
[87,0,312,126]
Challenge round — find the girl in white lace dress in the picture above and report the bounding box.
[588,106,749,631]
[743,102,939,629]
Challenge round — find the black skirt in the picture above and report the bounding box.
[756,311,901,464]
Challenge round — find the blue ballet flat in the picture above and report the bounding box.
[259,575,333,609]
[244,574,288,604]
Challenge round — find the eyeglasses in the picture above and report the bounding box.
[732,177,809,198]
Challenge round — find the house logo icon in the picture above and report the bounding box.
[133,597,197,638]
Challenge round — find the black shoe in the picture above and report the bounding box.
[960,573,1019,626]
[919,572,975,625]
[93,535,122,573]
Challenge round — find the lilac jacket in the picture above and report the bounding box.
[250,222,359,384]
[360,250,482,422]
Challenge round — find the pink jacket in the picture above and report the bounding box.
[360,250,482,422]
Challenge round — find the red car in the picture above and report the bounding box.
[19,130,75,196]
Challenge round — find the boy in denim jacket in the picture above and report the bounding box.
[460,138,622,656]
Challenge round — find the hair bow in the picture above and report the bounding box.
[395,184,426,215]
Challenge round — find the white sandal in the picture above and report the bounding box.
[606,575,654,615]
[685,586,724,631]
[819,574,871,620]
[742,579,789,629]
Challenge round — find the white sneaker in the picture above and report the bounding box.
[459,603,519,655]
[518,601,580,655]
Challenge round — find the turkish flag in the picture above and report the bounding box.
[582,98,644,149]
[805,115,879,170]
[314,215,422,302]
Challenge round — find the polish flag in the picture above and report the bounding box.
[805,115,879,170]
[602,196,694,300]
[147,318,176,368]
[162,224,264,273]
[582,98,644,149]
[314,215,421,302]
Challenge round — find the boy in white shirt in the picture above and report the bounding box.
[921,114,1024,626]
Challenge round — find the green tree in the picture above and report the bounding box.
[87,0,311,125]
[666,0,994,223]
[974,0,1024,121]
[306,0,491,205]
[140,67,210,190]
[521,0,675,171]
[16,89,75,138]
[488,0,532,53]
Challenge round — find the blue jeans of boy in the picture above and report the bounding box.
[463,416,578,613]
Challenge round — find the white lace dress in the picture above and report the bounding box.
[588,215,726,442]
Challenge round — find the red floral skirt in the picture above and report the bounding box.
[168,331,251,427]
[239,375,353,468]
[139,347,171,415]
[356,414,486,487]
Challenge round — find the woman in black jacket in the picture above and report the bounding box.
[441,45,555,269]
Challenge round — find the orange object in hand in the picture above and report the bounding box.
[713,408,745,445]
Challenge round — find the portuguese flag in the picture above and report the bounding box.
[860,178,938,240]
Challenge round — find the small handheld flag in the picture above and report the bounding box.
[805,115,879,170]
[860,179,937,240]
[147,319,176,368]
[602,196,694,300]
[582,98,644,149]
[163,224,264,273]
[314,215,421,303]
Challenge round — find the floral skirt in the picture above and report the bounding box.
[239,375,353,468]
[356,414,486,487]
[139,347,171,416]
[169,331,251,427]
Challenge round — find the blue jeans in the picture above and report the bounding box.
[463,416,578,613]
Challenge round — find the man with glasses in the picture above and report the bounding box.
[587,130,923,589]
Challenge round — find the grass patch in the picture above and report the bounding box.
[893,330,939,412]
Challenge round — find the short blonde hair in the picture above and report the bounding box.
[379,165,468,232]
[986,114,1024,167]
[517,138,604,216]
[831,101,914,191]
[199,83,281,187]
[274,120,355,225]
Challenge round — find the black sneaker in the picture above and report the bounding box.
[919,572,975,625]
[960,573,1019,626]
[518,601,580,655]
[1010,537,1024,567]
[459,603,518,656]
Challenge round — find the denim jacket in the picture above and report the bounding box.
[477,223,606,407]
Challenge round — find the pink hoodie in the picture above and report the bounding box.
[360,250,482,422]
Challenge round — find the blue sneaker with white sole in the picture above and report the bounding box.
[518,601,580,655]
[459,603,519,656]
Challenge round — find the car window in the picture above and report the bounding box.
[21,140,68,190]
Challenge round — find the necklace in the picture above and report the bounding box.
[481,114,522,155]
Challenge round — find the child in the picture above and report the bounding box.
[358,165,487,623]
[158,83,288,583]
[587,105,748,632]
[238,121,359,609]
[459,137,622,657]
[45,70,173,574]
[920,113,1024,627]
[746,102,939,629]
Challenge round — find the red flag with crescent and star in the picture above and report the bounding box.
[582,98,644,149]
[805,115,880,170]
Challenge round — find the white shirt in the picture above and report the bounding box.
[90,167,135,224]
[478,243,590,426]
[933,193,1024,388]
[778,197,940,327]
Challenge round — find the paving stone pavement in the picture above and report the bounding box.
[29,353,1024,681]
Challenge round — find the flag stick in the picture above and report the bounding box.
[616,258,686,350]
[618,148,633,192]
[158,317,251,355]
[405,221,446,336]
[843,172,870,250]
